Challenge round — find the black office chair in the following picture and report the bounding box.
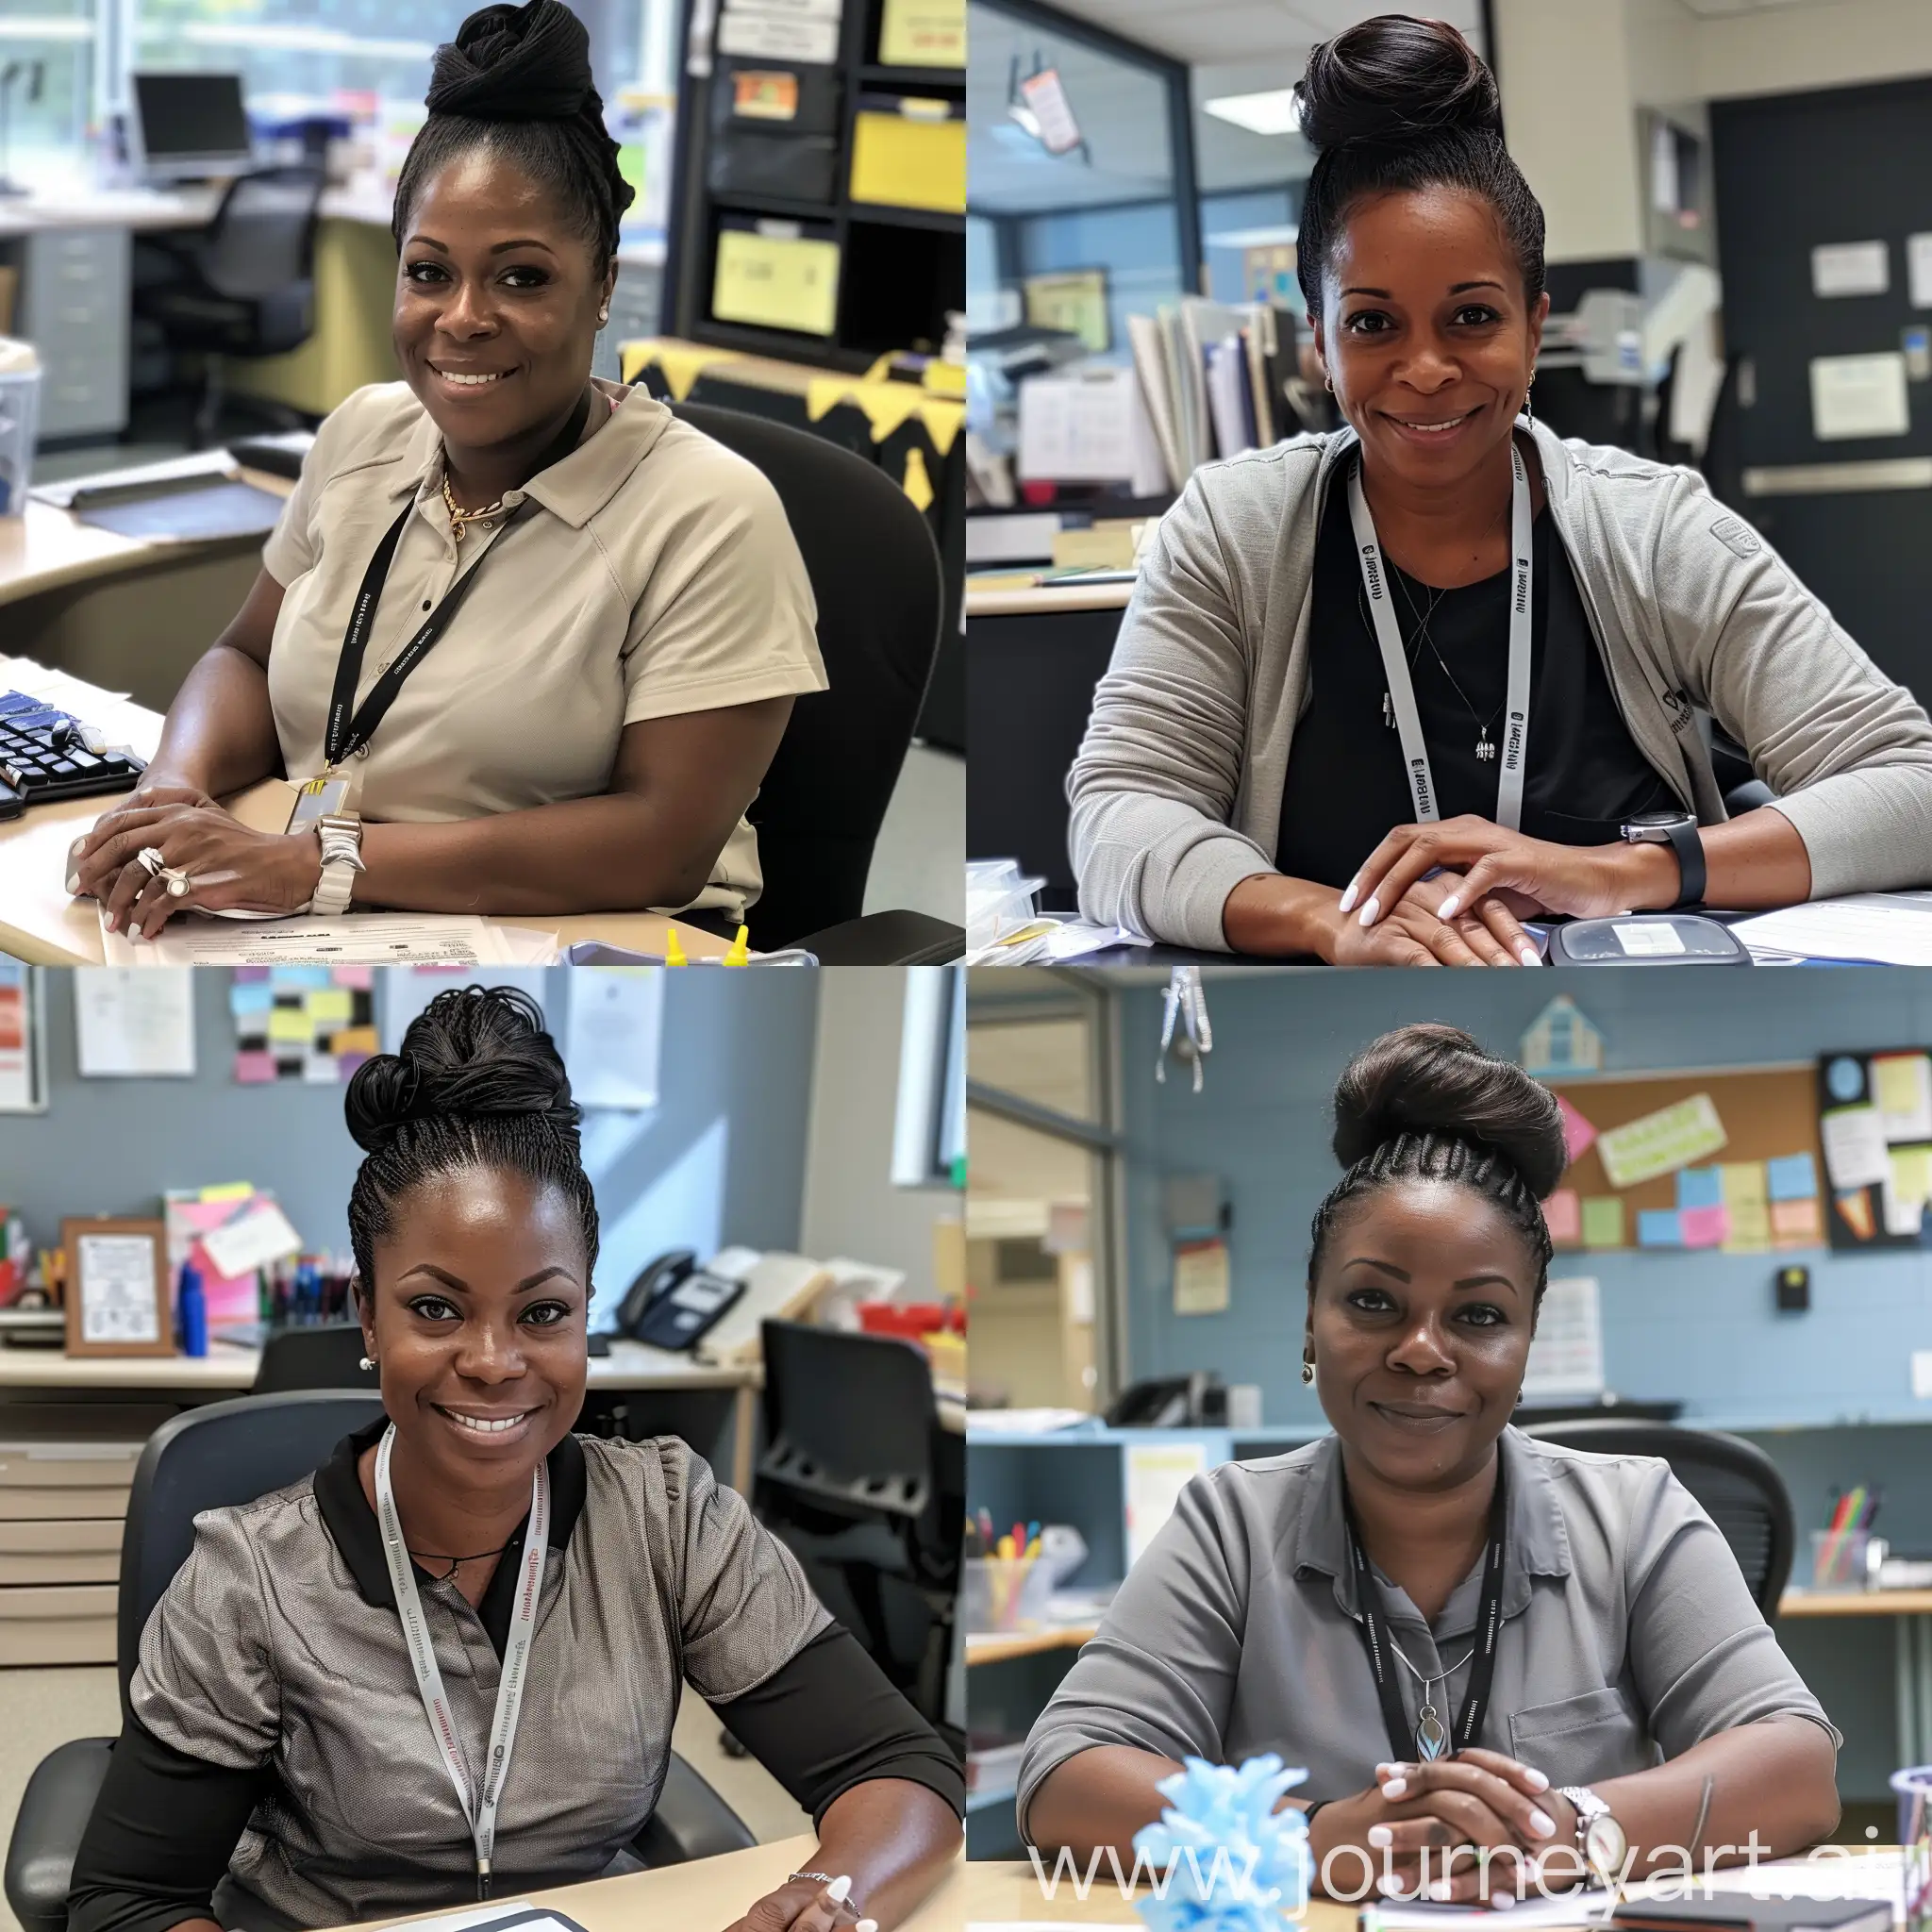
[1524,1418,1794,1620]
[667,402,963,964]
[3,1391,752,1932]
[135,165,325,448]
[248,1323,376,1395]
[755,1321,959,1727]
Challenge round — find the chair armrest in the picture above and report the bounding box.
[791,911,964,965]
[628,1749,758,1867]
[5,1737,113,1932]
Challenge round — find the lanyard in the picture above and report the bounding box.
[375,1423,549,1899]
[1346,441,1535,830]
[1342,1454,1508,1766]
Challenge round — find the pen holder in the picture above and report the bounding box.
[1810,1526,1874,1592]
[964,1555,1054,1633]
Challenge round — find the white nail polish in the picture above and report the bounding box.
[1529,1808,1556,1839]
[65,873,80,894]
[1494,1891,1519,1911]
[825,1876,853,1905]
[1437,895,1460,919]
[1339,880,1358,913]
[1359,896,1379,926]
[1377,1876,1403,1898]
[1382,1777,1407,1799]
[71,838,86,855]
[856,1922,878,1932]
[1525,1770,1550,1791]
[1520,944,1542,967]
[1427,1879,1453,1902]
[1369,1825,1393,1848]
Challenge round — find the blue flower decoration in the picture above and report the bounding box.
[1130,1754,1313,1932]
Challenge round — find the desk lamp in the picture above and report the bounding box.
[0,61,46,199]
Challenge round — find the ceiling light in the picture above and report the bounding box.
[1202,89,1302,137]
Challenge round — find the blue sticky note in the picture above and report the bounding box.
[1676,1167,1724,1210]
[269,965,331,991]
[1638,1208,1684,1248]
[227,982,273,1018]
[1767,1153,1820,1202]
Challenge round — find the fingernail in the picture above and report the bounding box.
[1525,1769,1550,1791]
[105,913,117,931]
[1358,896,1379,927]
[1528,1808,1557,1839]
[1520,944,1542,967]
[1382,1776,1407,1799]
[1494,1891,1519,1911]
[825,1877,853,1905]
[1438,894,1461,919]
[1369,1825,1393,1847]
[857,1922,878,1932]
[65,873,79,894]
[1377,1876,1403,1898]
[70,837,86,855]
[1427,1879,1453,1902]
[1339,879,1358,913]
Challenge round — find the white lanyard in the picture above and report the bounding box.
[375,1423,549,1899]
[1346,440,1535,830]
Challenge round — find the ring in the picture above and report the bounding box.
[160,867,192,898]
[135,846,166,879]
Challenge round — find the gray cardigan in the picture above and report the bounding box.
[1067,421,1932,951]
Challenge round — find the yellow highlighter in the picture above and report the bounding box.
[724,924,751,967]
[663,928,688,967]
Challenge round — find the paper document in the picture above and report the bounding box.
[1363,1896,1611,1928]
[74,968,195,1075]
[198,1197,303,1279]
[1911,232,1932,308]
[1732,894,1932,965]
[1596,1093,1728,1189]
[101,910,541,968]
[1016,369,1159,486]
[563,969,663,1109]
[1125,1440,1207,1566]
[1810,352,1909,440]
[1811,240,1890,297]
[1521,1276,1603,1398]
[1821,1104,1890,1191]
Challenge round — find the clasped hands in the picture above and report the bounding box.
[66,782,323,940]
[1309,1752,1588,1906]
[723,1871,875,1932]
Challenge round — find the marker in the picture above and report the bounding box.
[724,924,750,967]
[663,928,688,967]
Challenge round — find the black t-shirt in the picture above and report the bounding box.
[1275,466,1673,889]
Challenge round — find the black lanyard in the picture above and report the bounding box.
[1342,1454,1509,1765]
[324,389,593,769]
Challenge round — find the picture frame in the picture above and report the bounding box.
[60,1218,174,1358]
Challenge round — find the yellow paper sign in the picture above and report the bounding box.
[306,989,353,1024]
[1596,1094,1728,1190]
[267,1008,312,1044]
[879,0,965,67]
[712,228,841,338]
[850,105,964,213]
[1719,1161,1773,1253]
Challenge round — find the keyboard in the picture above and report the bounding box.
[0,691,146,821]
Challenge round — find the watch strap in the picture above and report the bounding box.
[310,813,364,917]
[1664,817,1706,908]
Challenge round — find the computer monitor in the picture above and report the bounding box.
[128,72,252,182]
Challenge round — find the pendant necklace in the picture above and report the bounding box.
[1388,1638,1477,1760]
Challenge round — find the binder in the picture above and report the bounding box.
[711,216,841,336]
[707,58,843,203]
[849,94,964,213]
[878,0,964,67]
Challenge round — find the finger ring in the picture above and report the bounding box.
[161,867,193,898]
[135,846,166,879]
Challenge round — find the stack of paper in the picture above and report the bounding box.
[1731,893,1932,965]
[102,910,558,969]
[1124,297,1301,488]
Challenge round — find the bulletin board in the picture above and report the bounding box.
[1815,1048,1932,1252]
[1547,1065,1824,1254]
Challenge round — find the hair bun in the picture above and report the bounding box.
[343,985,579,1155]
[1295,13,1500,154]
[425,0,595,124]
[1331,1023,1566,1199]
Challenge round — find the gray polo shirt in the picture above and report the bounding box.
[130,1428,830,1926]
[1017,1428,1836,1839]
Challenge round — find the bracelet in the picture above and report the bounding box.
[787,1871,861,1911]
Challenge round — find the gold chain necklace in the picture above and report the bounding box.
[441,473,510,544]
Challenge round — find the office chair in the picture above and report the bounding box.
[1524,1418,1795,1620]
[249,1323,377,1394]
[3,1392,753,1932]
[667,402,963,964]
[755,1320,959,1727]
[134,165,325,448]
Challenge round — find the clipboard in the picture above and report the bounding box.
[711,218,841,337]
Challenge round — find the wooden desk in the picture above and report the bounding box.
[0,658,745,966]
[966,579,1137,620]
[966,1624,1097,1667]
[1782,1587,1932,1774]
[356,1839,963,1932]
[962,1859,1354,1926]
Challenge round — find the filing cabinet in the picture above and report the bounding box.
[20,225,131,441]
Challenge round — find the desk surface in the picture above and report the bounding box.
[962,1860,1353,1926]
[1781,1587,1932,1617]
[0,181,401,239]
[967,580,1138,618]
[966,1624,1099,1665]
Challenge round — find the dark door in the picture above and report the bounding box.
[1711,76,1932,693]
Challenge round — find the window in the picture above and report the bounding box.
[0,0,101,174]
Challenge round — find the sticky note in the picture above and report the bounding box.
[233,966,270,983]
[1772,1197,1823,1245]
[1890,1144,1932,1206]
[1557,1094,1597,1166]
[1721,1162,1773,1253]
[228,982,273,1018]
[1597,1094,1728,1190]
[307,989,353,1024]
[331,1025,380,1057]
[1767,1153,1819,1202]
[1676,1167,1724,1211]
[1543,1188,1581,1244]
[233,1051,276,1084]
[267,1008,313,1044]
[303,1054,338,1085]
[269,965,331,991]
[1873,1053,1932,1141]
[1582,1197,1624,1249]
[1834,1190,1877,1242]
[332,965,374,991]
[338,1052,372,1079]
[1638,1208,1683,1248]
[1679,1203,1730,1248]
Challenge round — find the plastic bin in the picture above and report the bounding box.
[966,858,1045,953]
[964,1555,1054,1633]
[1809,1526,1874,1591]
[0,345,41,520]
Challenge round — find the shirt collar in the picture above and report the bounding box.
[1293,1425,1573,1625]
[313,1415,587,1651]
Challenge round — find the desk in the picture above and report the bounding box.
[353,1839,964,1932]
[1783,1588,1932,1770]
[966,1625,1098,1667]
[961,1860,1352,1926]
[0,657,743,967]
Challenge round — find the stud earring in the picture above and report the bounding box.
[597,307,609,325]
[359,1356,375,1373]
[1301,1358,1316,1385]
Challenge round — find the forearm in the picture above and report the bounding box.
[144,646,282,796]
[809,1779,961,1929]
[1222,873,1343,958]
[1025,1745,1182,1865]
[1607,808,1812,912]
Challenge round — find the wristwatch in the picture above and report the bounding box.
[1620,807,1705,908]
[309,811,365,916]
[1557,1785,1628,1888]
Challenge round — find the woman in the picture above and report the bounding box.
[68,989,961,1932]
[70,0,824,943]
[1068,15,1932,965]
[1018,1025,1840,1904]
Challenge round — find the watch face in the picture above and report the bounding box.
[1584,1812,1627,1882]
[1625,809,1687,832]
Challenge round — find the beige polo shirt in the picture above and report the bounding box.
[261,377,826,919]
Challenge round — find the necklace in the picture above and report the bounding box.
[441,474,511,544]
[406,1538,514,1581]
[1387,1637,1477,1760]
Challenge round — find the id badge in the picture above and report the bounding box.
[286,769,358,832]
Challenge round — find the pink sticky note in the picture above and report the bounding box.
[234,1050,276,1084]
[1680,1203,1730,1248]
[337,1053,371,1080]
[233,966,271,983]
[1557,1094,1597,1165]
[331,965,374,991]
[1543,1188,1581,1244]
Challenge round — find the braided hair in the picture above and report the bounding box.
[1307,1024,1565,1307]
[345,986,599,1296]
[392,0,637,277]
[1292,14,1546,316]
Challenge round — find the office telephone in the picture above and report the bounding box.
[611,1248,746,1353]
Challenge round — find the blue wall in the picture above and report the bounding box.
[1017,202,1187,365]
[1119,970,1932,1430]
[0,969,821,1327]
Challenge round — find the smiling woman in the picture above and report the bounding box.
[1017,1024,1840,1904]
[63,987,963,1932]
[67,0,827,943]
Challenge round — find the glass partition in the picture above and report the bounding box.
[0,0,101,176]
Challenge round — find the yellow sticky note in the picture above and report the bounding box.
[850,102,965,214]
[268,1008,312,1044]
[1581,1197,1624,1249]
[1873,1053,1932,1136]
[199,1181,254,1202]
[306,988,353,1024]
[1720,1161,1773,1253]
[712,228,841,338]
